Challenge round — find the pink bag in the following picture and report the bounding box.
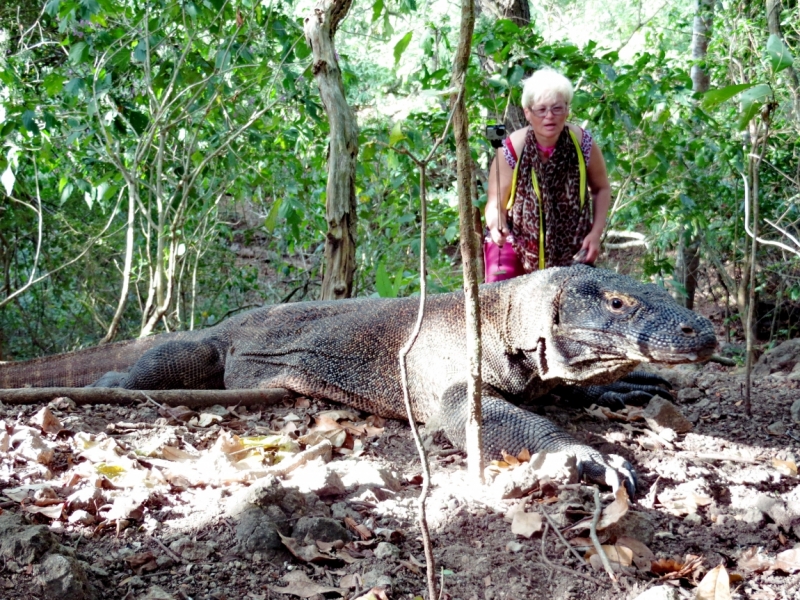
[484,234,525,282]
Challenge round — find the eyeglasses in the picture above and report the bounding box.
[528,104,567,118]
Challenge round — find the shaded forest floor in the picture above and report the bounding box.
[2,345,800,600]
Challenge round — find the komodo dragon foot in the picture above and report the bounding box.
[560,371,674,411]
[439,384,638,497]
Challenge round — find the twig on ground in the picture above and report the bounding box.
[540,522,554,582]
[540,507,590,565]
[267,439,333,478]
[684,452,761,464]
[149,534,187,564]
[0,387,293,408]
[590,487,619,585]
[536,522,605,586]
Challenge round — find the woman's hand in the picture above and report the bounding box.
[579,230,602,264]
[489,221,510,246]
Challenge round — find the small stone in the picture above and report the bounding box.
[791,400,800,424]
[677,388,703,402]
[374,542,400,559]
[505,541,524,553]
[631,584,680,600]
[37,554,95,600]
[602,510,656,545]
[643,397,692,434]
[684,513,702,526]
[739,507,764,524]
[292,517,349,545]
[235,505,290,554]
[138,585,176,600]
[361,569,392,591]
[767,421,787,436]
[169,538,213,562]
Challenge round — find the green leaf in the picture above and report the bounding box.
[484,38,503,54]
[22,110,39,134]
[737,83,771,129]
[393,32,413,67]
[701,83,756,110]
[264,198,282,232]
[45,0,60,17]
[371,0,384,23]
[69,42,89,65]
[294,37,311,60]
[389,121,405,146]
[43,73,66,96]
[64,78,85,96]
[375,262,397,298]
[766,34,794,73]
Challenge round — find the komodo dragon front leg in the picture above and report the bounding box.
[438,382,636,496]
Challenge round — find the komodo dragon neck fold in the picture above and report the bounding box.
[0,265,717,494]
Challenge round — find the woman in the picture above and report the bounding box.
[484,68,611,278]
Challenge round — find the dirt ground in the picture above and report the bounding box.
[2,343,800,600]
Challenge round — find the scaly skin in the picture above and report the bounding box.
[0,265,717,494]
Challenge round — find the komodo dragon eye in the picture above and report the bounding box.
[606,296,633,312]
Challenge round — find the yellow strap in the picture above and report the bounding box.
[506,130,588,270]
[568,129,587,209]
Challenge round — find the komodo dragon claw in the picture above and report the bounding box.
[575,449,637,498]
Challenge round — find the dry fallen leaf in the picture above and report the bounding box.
[29,407,63,435]
[352,587,390,600]
[586,544,633,571]
[774,548,800,573]
[737,547,773,573]
[269,570,344,597]
[597,486,630,530]
[279,534,342,565]
[344,516,373,540]
[695,564,732,600]
[501,450,521,467]
[511,511,543,538]
[772,458,797,477]
[651,554,704,580]
[615,536,656,571]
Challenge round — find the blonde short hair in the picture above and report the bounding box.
[521,68,574,109]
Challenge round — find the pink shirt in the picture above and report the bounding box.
[502,128,593,168]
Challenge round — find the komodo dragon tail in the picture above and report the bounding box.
[0,334,183,388]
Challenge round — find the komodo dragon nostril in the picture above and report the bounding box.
[680,324,695,336]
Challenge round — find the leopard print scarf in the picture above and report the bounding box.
[510,127,593,271]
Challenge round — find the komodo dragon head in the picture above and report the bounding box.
[505,265,717,386]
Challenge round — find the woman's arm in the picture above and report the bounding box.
[485,128,527,246]
[580,140,611,263]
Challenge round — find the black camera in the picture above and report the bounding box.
[485,124,507,148]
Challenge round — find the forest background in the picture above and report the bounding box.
[0,0,798,362]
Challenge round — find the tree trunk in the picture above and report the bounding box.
[677,0,715,310]
[304,0,359,301]
[478,0,529,26]
[452,0,484,484]
[477,0,529,133]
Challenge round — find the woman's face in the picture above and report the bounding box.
[523,94,568,141]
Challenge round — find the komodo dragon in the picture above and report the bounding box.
[0,265,717,493]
